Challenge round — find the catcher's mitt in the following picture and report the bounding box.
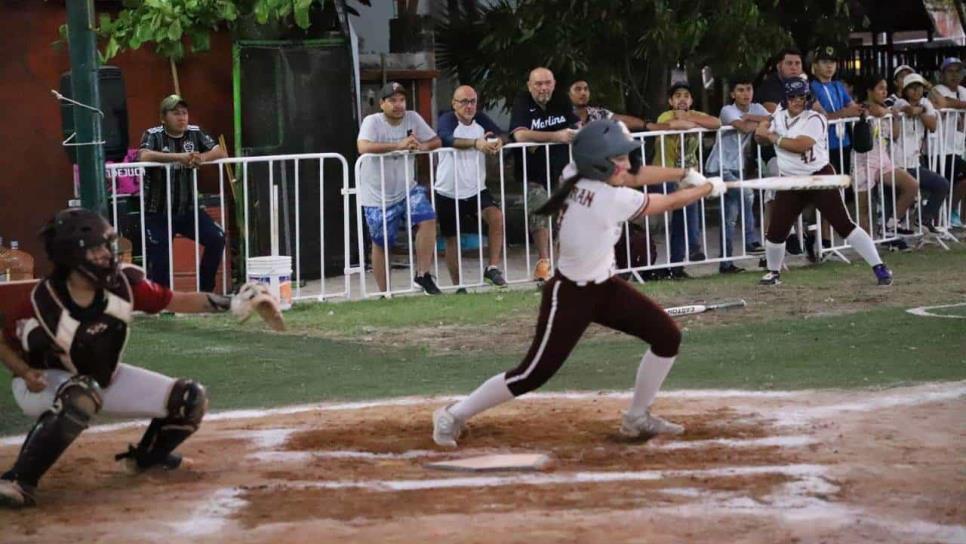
[231,282,286,331]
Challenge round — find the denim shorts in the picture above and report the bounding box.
[363,184,436,248]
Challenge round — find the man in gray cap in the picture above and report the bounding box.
[357,82,443,295]
[928,57,966,228]
[137,95,227,292]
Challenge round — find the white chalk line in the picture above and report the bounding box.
[906,301,966,319]
[248,449,446,463]
[248,463,829,493]
[2,382,963,447]
[774,384,966,426]
[171,487,247,536]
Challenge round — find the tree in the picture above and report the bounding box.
[435,0,854,119]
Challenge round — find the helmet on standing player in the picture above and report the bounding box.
[572,119,640,181]
[40,208,120,287]
[781,76,812,108]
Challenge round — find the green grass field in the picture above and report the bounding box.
[0,246,963,436]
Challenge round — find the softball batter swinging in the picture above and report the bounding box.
[433,119,725,447]
[0,208,283,508]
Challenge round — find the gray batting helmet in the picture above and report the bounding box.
[572,119,640,181]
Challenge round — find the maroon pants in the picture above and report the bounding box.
[504,273,681,397]
[765,164,856,244]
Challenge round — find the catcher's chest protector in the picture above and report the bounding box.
[22,276,134,388]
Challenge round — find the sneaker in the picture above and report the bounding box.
[0,479,36,508]
[886,239,912,252]
[786,234,802,255]
[719,263,744,274]
[414,272,442,295]
[483,266,507,287]
[432,404,464,448]
[115,446,187,475]
[886,217,914,236]
[667,267,690,280]
[746,242,765,255]
[532,259,552,282]
[873,263,893,286]
[950,210,963,228]
[619,410,684,440]
[759,270,781,285]
[689,251,706,262]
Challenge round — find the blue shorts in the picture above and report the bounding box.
[363,184,436,248]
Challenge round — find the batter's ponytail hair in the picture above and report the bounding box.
[534,173,581,216]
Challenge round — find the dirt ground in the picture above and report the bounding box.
[0,382,962,544]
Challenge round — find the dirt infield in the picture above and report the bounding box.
[0,382,963,544]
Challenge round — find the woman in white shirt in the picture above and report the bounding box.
[432,119,724,448]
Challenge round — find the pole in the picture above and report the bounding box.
[66,0,107,215]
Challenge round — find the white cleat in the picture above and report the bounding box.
[433,405,465,448]
[0,479,35,508]
[620,411,685,440]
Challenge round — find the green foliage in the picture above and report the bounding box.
[94,0,352,62]
[436,0,793,115]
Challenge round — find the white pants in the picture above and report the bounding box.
[12,363,177,419]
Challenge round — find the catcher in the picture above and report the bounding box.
[0,208,283,508]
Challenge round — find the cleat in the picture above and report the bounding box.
[414,272,442,295]
[0,479,36,508]
[759,270,781,285]
[432,405,464,448]
[483,266,507,287]
[873,263,893,286]
[533,258,552,282]
[620,411,684,440]
[116,445,189,475]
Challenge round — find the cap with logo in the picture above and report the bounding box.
[812,45,837,62]
[160,94,188,115]
[379,82,407,100]
[940,57,963,72]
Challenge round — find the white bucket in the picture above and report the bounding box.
[246,256,293,310]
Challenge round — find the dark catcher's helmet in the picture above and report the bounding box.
[41,208,120,287]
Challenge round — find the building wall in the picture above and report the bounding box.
[0,2,233,275]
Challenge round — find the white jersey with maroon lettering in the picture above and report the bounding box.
[556,164,648,284]
[770,108,829,176]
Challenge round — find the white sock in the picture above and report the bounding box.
[765,240,785,272]
[846,228,882,266]
[627,350,676,417]
[449,373,515,421]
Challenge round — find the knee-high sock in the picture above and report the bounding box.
[627,350,676,417]
[846,228,882,266]
[765,240,785,272]
[450,373,515,422]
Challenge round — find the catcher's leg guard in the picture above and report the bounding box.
[2,376,102,498]
[117,379,207,471]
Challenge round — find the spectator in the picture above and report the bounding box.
[357,82,442,295]
[889,65,915,105]
[810,45,864,178]
[435,85,508,289]
[568,79,649,130]
[758,48,805,114]
[137,95,227,292]
[509,67,580,282]
[927,57,966,228]
[705,75,770,273]
[854,75,920,248]
[654,82,721,277]
[891,73,951,232]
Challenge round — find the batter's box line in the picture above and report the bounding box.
[906,301,966,319]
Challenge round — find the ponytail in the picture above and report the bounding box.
[534,174,581,216]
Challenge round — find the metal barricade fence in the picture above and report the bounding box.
[105,152,352,302]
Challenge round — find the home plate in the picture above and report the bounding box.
[425,453,553,472]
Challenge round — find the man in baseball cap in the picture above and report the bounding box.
[928,57,966,227]
[159,94,188,115]
[379,81,407,100]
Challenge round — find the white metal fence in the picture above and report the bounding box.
[103,108,965,301]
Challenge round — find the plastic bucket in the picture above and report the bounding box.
[246,256,293,310]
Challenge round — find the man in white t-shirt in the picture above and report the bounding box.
[891,73,950,231]
[434,85,507,289]
[357,82,442,295]
[754,78,891,286]
[928,57,966,227]
[705,75,771,271]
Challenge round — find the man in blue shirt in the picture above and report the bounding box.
[809,45,864,177]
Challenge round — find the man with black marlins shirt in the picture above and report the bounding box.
[510,66,580,282]
[137,94,227,292]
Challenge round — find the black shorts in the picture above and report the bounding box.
[435,189,499,237]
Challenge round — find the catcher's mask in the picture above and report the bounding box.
[41,208,120,288]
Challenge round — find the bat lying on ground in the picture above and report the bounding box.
[664,299,747,317]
